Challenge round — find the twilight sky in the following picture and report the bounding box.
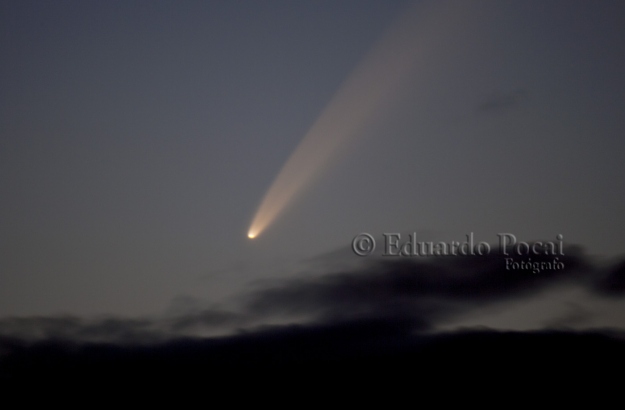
[1,0,624,334]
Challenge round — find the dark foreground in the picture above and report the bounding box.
[1,322,623,390]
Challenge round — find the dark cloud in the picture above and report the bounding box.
[1,243,624,386]
[0,316,161,344]
[0,243,621,345]
[0,308,245,344]
[594,259,625,296]
[246,245,591,328]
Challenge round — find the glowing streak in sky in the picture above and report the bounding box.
[248,1,465,239]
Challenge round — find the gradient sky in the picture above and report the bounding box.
[1,0,624,324]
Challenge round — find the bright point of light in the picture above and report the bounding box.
[248,232,256,239]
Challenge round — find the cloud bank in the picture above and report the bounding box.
[1,244,624,386]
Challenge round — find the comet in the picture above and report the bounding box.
[247,0,469,239]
